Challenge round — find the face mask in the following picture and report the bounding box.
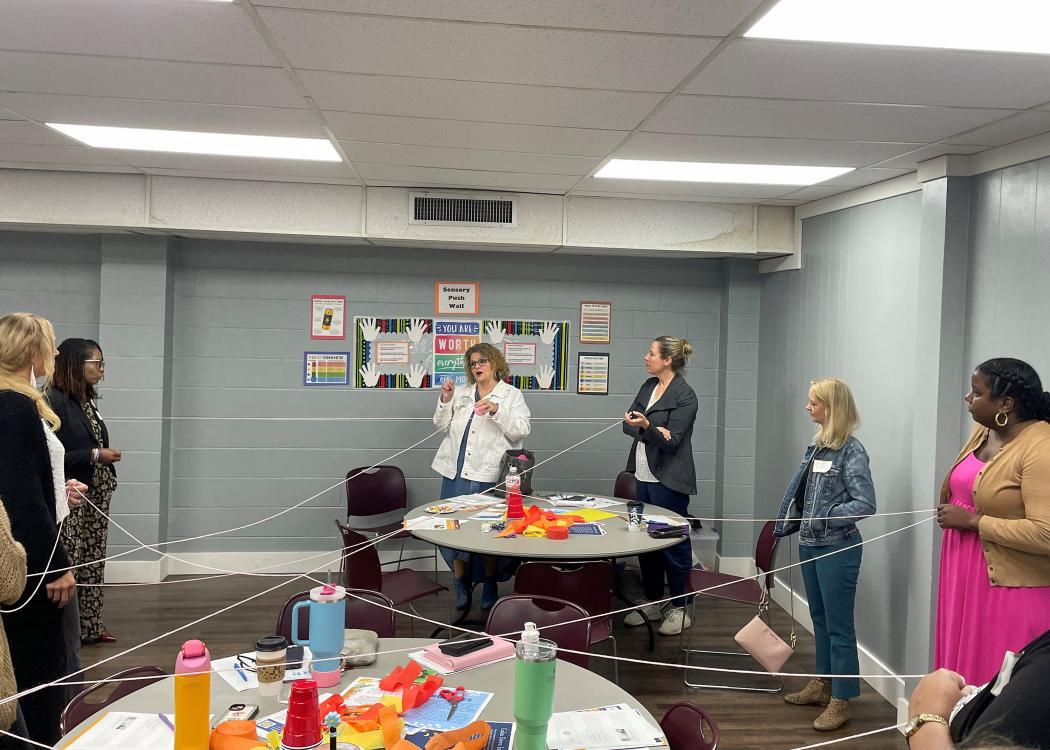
[29,366,36,385]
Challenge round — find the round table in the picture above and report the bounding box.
[58,638,661,748]
[406,491,689,647]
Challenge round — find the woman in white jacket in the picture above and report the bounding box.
[432,343,530,610]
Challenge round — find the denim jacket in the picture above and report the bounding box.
[773,436,876,545]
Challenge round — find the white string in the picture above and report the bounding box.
[130,416,626,422]
[0,728,55,749]
[784,723,905,749]
[0,515,66,614]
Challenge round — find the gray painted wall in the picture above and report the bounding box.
[756,192,924,676]
[2,232,762,558]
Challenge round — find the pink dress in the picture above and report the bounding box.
[935,451,1050,684]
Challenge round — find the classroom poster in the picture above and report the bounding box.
[354,317,433,388]
[303,352,350,386]
[435,281,479,315]
[432,319,481,387]
[578,301,611,344]
[310,295,346,339]
[577,352,610,395]
[483,319,570,391]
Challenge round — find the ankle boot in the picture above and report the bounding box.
[784,678,831,706]
[452,576,469,610]
[813,698,850,732]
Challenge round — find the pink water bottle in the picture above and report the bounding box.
[174,639,211,750]
[505,463,524,520]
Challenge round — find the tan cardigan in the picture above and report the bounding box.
[940,421,1050,587]
[0,501,28,730]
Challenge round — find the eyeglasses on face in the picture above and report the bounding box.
[469,358,490,369]
[85,359,106,369]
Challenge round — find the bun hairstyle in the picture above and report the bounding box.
[654,336,694,373]
[975,358,1050,423]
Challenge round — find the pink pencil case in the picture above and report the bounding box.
[422,636,515,671]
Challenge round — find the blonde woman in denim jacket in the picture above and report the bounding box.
[773,378,876,732]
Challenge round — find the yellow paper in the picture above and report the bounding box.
[569,509,619,522]
[338,717,405,750]
[522,525,546,537]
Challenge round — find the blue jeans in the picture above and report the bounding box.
[799,534,863,699]
[636,481,694,607]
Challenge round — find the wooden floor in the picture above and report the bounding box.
[80,569,906,750]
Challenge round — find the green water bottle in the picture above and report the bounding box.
[513,622,557,750]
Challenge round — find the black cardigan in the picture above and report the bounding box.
[622,374,699,496]
[0,391,70,590]
[46,388,114,487]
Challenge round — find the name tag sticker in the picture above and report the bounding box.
[812,460,833,474]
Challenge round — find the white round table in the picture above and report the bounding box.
[58,638,661,748]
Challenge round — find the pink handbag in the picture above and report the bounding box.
[733,539,796,673]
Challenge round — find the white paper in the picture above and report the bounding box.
[546,704,666,750]
[449,493,501,508]
[66,712,175,749]
[642,515,688,527]
[212,650,313,692]
[812,459,833,474]
[404,517,464,531]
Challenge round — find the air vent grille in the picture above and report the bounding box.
[409,193,516,227]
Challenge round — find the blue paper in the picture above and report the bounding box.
[403,722,514,750]
[567,523,604,536]
[401,689,493,732]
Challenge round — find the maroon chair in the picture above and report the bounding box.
[613,470,636,501]
[344,465,435,571]
[680,520,783,692]
[275,588,396,641]
[660,702,720,750]
[60,665,167,734]
[336,520,447,636]
[484,594,591,669]
[513,561,618,682]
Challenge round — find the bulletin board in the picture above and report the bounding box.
[354,317,433,389]
[482,319,570,391]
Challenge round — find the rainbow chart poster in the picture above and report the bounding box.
[303,352,350,386]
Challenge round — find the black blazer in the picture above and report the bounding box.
[46,388,115,487]
[623,374,698,496]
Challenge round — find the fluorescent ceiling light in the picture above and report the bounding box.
[747,0,1050,55]
[594,159,853,186]
[46,123,341,162]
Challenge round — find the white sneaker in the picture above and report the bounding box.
[658,607,692,636]
[624,603,663,626]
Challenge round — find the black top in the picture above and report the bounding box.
[622,374,698,496]
[46,387,114,486]
[0,391,70,591]
[951,627,1050,749]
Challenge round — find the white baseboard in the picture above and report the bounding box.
[104,549,448,582]
[770,573,906,713]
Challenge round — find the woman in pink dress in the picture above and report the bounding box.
[935,357,1050,685]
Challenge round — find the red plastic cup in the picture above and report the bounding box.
[282,679,322,749]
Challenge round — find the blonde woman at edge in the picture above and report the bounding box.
[773,378,876,732]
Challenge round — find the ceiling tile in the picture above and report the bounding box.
[252,0,761,35]
[300,71,662,129]
[647,95,1016,144]
[340,141,599,176]
[0,121,73,146]
[0,94,325,137]
[0,0,276,66]
[261,8,717,90]
[686,40,1050,109]
[813,167,914,187]
[0,143,131,167]
[573,176,787,199]
[113,152,356,179]
[615,132,924,167]
[942,111,1050,147]
[775,185,851,202]
[322,112,625,156]
[354,163,579,191]
[869,143,988,169]
[0,51,304,109]
[139,168,361,186]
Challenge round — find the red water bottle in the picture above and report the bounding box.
[505,463,524,519]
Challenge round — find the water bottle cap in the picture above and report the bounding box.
[521,622,539,644]
[310,584,346,603]
[181,639,206,659]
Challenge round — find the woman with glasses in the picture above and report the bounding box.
[46,339,120,645]
[431,342,531,611]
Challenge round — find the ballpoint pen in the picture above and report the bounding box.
[234,658,249,683]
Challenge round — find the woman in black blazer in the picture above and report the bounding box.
[622,335,698,637]
[48,339,120,645]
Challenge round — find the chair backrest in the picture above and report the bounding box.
[336,519,383,592]
[484,594,591,668]
[660,702,720,750]
[61,666,167,735]
[275,588,396,641]
[345,465,407,518]
[754,520,779,591]
[613,470,636,502]
[513,561,613,632]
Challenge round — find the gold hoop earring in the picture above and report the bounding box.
[995,411,1009,427]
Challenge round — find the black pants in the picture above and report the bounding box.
[636,482,694,607]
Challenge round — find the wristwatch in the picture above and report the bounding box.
[904,713,949,740]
